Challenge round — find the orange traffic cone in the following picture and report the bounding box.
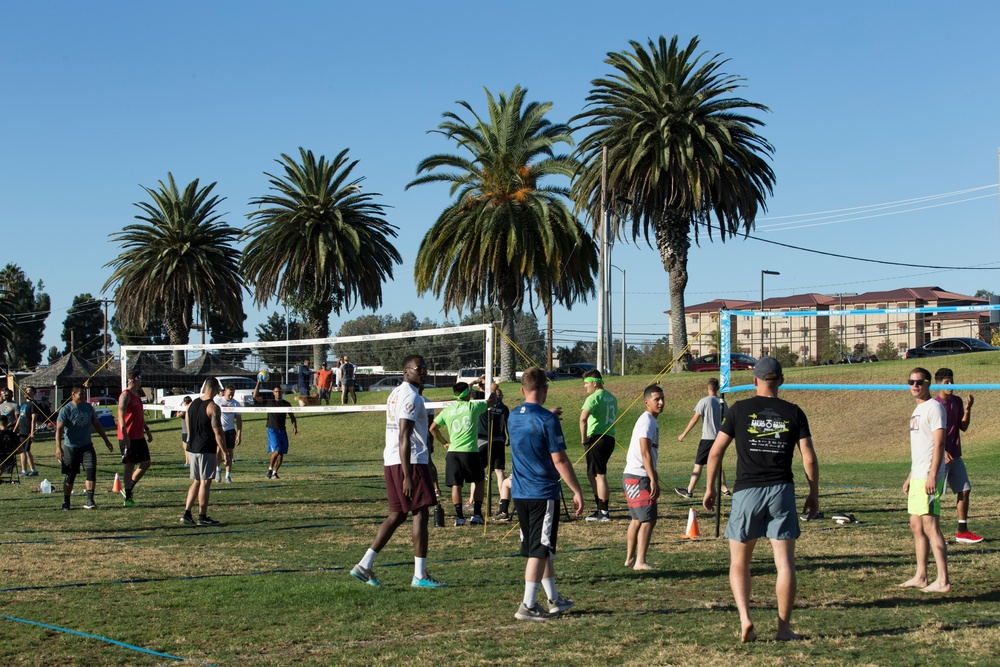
[112,473,122,494]
[681,507,701,539]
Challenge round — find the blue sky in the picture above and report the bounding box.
[3,1,998,359]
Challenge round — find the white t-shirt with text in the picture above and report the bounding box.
[384,381,429,466]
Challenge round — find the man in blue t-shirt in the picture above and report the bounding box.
[508,367,584,622]
[55,385,115,510]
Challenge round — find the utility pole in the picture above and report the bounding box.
[597,147,608,373]
[101,298,111,362]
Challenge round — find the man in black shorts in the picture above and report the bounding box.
[676,378,729,498]
[703,358,819,642]
[578,370,618,522]
[509,368,584,620]
[55,385,115,510]
[118,372,153,507]
[471,386,509,517]
[181,378,227,526]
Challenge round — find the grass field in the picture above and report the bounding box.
[1,354,999,666]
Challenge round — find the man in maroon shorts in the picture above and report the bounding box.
[350,354,447,588]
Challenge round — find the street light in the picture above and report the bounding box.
[760,270,780,357]
[611,264,625,375]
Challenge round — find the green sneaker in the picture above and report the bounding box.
[123,497,137,508]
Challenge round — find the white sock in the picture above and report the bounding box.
[541,576,557,601]
[414,557,427,579]
[522,581,540,607]
[359,548,378,570]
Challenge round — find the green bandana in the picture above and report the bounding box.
[454,387,471,399]
[583,377,601,384]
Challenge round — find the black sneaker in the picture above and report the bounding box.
[271,472,280,479]
[61,501,70,511]
[197,516,221,526]
[180,514,196,526]
[584,510,603,522]
[265,470,273,479]
[674,488,693,499]
[83,499,97,510]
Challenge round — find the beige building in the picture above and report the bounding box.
[673,287,990,361]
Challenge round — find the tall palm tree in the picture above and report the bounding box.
[103,174,244,368]
[408,86,597,380]
[573,35,775,369]
[241,147,402,367]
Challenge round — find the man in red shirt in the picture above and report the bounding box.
[315,362,335,406]
[118,372,153,507]
[933,368,982,543]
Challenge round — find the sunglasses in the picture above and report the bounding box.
[907,378,928,386]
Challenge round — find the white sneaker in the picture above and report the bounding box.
[515,603,558,621]
[225,475,232,483]
[548,594,575,614]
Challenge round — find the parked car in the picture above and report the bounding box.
[368,376,437,391]
[690,353,757,373]
[546,362,598,381]
[160,376,257,417]
[904,337,999,359]
[88,396,118,406]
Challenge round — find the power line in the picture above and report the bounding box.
[756,184,998,224]
[745,234,1000,270]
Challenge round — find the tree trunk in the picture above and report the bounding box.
[499,301,516,382]
[305,299,332,370]
[163,307,189,369]
[655,211,692,372]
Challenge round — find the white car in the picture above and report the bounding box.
[160,376,257,417]
[368,376,437,391]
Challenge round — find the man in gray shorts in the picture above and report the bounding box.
[181,378,227,527]
[703,357,819,643]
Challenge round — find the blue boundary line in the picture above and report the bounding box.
[725,383,1000,392]
[1,615,218,666]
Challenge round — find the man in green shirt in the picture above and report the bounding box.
[430,381,496,526]
[579,370,618,522]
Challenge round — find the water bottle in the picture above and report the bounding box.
[39,479,52,494]
[434,501,445,528]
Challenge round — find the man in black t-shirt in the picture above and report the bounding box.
[253,380,298,479]
[703,357,819,643]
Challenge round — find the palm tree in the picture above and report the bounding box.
[103,174,244,368]
[573,35,775,369]
[408,86,597,380]
[241,148,402,367]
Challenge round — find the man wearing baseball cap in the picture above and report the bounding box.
[703,357,819,643]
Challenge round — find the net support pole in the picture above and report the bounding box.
[719,310,732,392]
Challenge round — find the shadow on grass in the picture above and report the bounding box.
[814,617,1000,639]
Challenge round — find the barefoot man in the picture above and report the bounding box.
[899,367,950,593]
[623,384,664,570]
[703,357,819,642]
